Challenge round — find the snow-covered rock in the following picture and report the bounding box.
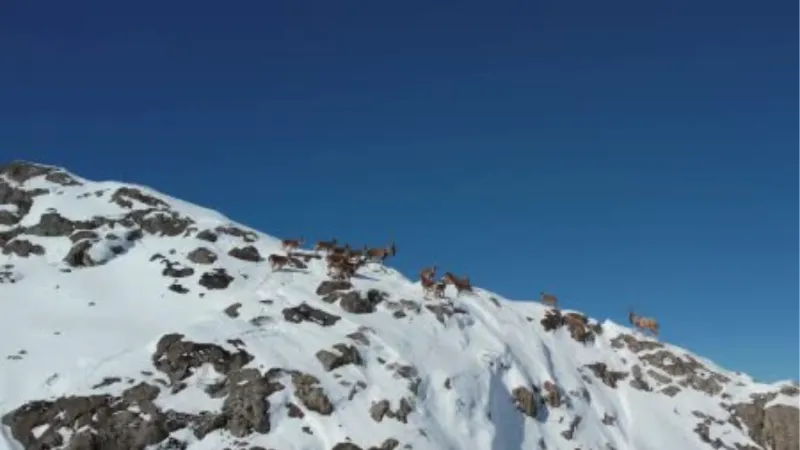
[0,160,796,450]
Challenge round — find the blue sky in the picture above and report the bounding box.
[1,0,796,382]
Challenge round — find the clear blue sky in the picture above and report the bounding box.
[1,1,796,382]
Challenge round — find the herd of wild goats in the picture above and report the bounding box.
[266,237,660,337]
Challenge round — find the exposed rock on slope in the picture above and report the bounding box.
[0,160,796,450]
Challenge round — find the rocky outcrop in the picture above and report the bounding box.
[728,393,799,450]
[2,239,45,257]
[283,303,342,327]
[110,187,170,209]
[425,302,469,324]
[215,225,258,243]
[369,397,414,424]
[228,245,262,262]
[0,332,288,450]
[584,363,629,389]
[187,247,217,264]
[640,350,728,396]
[195,229,218,242]
[315,343,364,371]
[1,160,81,185]
[151,333,253,389]
[317,280,353,296]
[63,240,97,267]
[198,268,234,290]
[321,288,388,314]
[540,309,600,344]
[290,371,334,415]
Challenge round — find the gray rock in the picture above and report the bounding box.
[224,303,242,318]
[661,385,682,397]
[370,400,391,422]
[1,160,57,183]
[2,239,45,257]
[151,333,253,387]
[27,211,79,237]
[110,187,170,209]
[187,247,217,264]
[283,303,341,327]
[316,280,353,296]
[161,259,194,278]
[561,415,582,440]
[340,291,379,314]
[291,371,333,415]
[228,245,262,262]
[0,210,20,225]
[315,344,363,372]
[609,334,665,353]
[69,230,99,242]
[629,364,652,392]
[195,229,218,242]
[198,268,234,290]
[729,393,799,450]
[583,363,629,389]
[63,240,96,267]
[332,444,363,450]
[640,350,728,396]
[216,225,259,243]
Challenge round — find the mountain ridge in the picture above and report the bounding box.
[0,160,796,450]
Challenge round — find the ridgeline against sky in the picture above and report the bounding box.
[0,0,796,381]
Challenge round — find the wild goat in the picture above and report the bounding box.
[327,258,365,281]
[330,244,351,256]
[420,272,445,300]
[364,241,396,263]
[345,245,367,259]
[313,238,338,254]
[442,272,473,296]
[419,265,437,281]
[268,254,292,272]
[540,292,558,308]
[629,310,659,337]
[281,237,304,252]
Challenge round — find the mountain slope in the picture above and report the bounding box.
[0,160,796,450]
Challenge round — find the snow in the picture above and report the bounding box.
[0,163,792,450]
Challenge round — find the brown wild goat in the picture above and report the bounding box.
[442,272,473,296]
[540,292,558,308]
[365,241,396,263]
[268,254,292,272]
[345,245,368,259]
[420,274,435,298]
[330,244,351,255]
[325,252,348,265]
[420,273,445,300]
[629,310,659,337]
[281,237,304,252]
[419,265,437,281]
[328,258,365,281]
[313,238,338,254]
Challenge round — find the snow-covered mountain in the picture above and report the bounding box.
[0,160,796,450]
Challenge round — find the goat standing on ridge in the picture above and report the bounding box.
[629,310,659,337]
[281,237,304,252]
[313,238,338,255]
[268,254,292,272]
[442,272,473,296]
[540,292,558,308]
[365,241,396,264]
